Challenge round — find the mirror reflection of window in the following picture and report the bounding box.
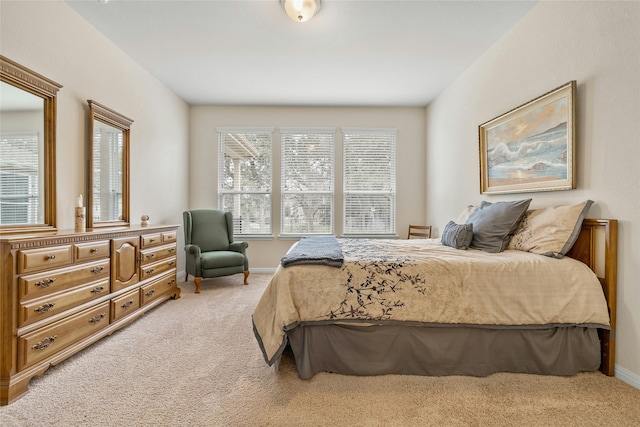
[92,122,123,222]
[0,82,45,225]
[87,100,132,228]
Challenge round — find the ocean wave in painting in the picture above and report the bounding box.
[488,122,568,182]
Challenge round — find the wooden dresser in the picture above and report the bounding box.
[0,225,180,405]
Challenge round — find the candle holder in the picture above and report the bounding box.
[75,207,86,233]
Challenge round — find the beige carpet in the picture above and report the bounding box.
[1,273,639,426]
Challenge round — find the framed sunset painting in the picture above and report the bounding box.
[479,81,576,194]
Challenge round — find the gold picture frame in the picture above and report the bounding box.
[479,81,576,195]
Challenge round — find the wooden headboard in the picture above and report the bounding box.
[566,218,618,376]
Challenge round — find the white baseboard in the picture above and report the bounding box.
[176,269,276,279]
[616,364,640,389]
[250,268,278,274]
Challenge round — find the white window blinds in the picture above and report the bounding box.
[217,127,273,235]
[280,128,335,235]
[92,126,123,222]
[0,132,41,225]
[343,128,396,235]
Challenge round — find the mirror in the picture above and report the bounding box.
[0,56,62,233]
[87,100,133,228]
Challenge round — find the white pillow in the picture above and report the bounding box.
[508,200,593,258]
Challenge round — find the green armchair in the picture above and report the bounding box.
[183,209,249,293]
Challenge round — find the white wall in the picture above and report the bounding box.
[426,1,640,383]
[0,1,190,269]
[190,106,426,269]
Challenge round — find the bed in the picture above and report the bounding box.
[252,212,618,380]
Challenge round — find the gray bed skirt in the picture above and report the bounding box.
[286,324,601,379]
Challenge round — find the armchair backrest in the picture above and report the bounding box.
[183,210,234,252]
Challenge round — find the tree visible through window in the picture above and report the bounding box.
[343,128,396,235]
[280,128,335,235]
[217,128,273,235]
[217,126,395,238]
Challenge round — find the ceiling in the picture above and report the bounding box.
[66,0,537,107]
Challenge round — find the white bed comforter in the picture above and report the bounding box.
[252,238,610,365]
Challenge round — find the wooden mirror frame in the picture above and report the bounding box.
[0,56,62,234]
[87,100,133,229]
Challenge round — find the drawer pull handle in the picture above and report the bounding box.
[46,254,56,260]
[149,238,156,243]
[89,313,106,324]
[91,286,105,294]
[35,278,56,288]
[146,254,155,259]
[145,268,155,275]
[91,266,105,274]
[168,261,175,266]
[145,289,156,297]
[121,300,134,309]
[32,335,57,350]
[35,303,55,313]
[168,248,176,253]
[168,279,176,285]
[90,248,99,253]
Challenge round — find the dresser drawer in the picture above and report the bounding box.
[18,302,110,370]
[141,233,162,249]
[17,245,73,274]
[139,256,176,281]
[19,260,111,302]
[140,272,177,306]
[74,240,110,262]
[162,231,177,245]
[140,244,177,266]
[19,279,110,328]
[110,289,140,322]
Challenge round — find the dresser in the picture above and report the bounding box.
[0,225,180,405]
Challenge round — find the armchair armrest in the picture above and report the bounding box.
[229,241,248,254]
[185,244,202,256]
[229,241,249,271]
[184,244,202,277]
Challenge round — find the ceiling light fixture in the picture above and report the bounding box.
[281,0,321,23]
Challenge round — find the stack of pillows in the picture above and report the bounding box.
[441,199,593,258]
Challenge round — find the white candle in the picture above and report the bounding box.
[77,194,83,208]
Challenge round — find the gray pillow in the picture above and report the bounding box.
[441,221,473,250]
[466,199,532,253]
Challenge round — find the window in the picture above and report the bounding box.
[281,128,335,235]
[217,127,274,236]
[343,128,396,235]
[0,132,40,224]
